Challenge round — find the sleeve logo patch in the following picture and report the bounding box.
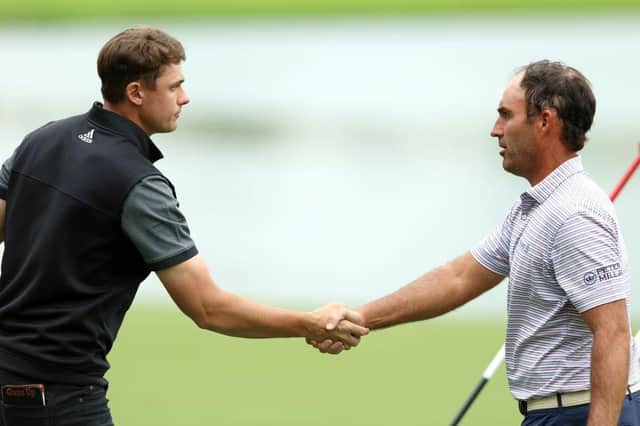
[583,263,622,285]
[583,271,597,285]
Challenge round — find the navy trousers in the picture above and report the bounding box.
[522,390,640,426]
[0,370,112,426]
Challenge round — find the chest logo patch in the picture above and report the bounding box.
[583,263,621,285]
[77,129,94,144]
[517,240,530,253]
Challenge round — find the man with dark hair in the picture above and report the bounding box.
[519,60,596,152]
[310,60,639,425]
[0,26,367,426]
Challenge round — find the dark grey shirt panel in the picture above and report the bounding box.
[122,175,197,270]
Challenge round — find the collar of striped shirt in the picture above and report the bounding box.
[523,156,584,205]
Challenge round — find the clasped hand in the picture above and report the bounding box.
[307,303,367,355]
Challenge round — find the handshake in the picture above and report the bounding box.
[306,303,369,355]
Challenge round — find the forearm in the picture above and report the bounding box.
[196,287,310,338]
[587,327,630,426]
[163,259,320,338]
[358,253,502,330]
[359,266,462,330]
[159,255,367,343]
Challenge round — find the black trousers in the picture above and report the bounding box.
[0,371,113,426]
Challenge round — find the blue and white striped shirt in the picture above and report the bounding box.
[472,156,639,400]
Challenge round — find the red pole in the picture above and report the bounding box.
[609,143,640,202]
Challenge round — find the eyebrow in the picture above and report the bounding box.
[497,106,511,116]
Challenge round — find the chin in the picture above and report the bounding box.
[157,125,178,134]
[502,160,517,175]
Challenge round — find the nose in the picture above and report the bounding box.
[490,118,503,138]
[179,89,190,106]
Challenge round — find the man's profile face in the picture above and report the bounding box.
[490,73,539,180]
[138,63,190,135]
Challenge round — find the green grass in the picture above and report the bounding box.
[106,306,518,425]
[2,0,640,21]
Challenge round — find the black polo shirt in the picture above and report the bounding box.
[0,103,198,386]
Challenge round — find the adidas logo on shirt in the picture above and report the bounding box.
[77,129,94,144]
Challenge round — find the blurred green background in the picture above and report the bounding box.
[1,0,640,20]
[106,307,516,425]
[2,2,640,425]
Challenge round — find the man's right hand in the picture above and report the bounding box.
[306,303,368,350]
[306,338,350,355]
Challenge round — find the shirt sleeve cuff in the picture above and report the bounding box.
[571,285,628,313]
[148,245,199,271]
[470,247,510,277]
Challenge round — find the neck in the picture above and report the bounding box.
[103,101,150,135]
[527,149,577,186]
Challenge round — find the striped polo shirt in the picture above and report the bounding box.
[472,156,639,400]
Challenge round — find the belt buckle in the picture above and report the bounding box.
[518,400,527,415]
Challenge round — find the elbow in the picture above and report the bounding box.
[190,293,235,335]
[193,312,211,331]
[181,288,222,331]
[191,302,221,332]
[183,301,211,330]
[192,309,231,334]
[593,325,630,343]
[609,325,630,343]
[592,320,631,349]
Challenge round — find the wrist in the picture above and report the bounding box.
[300,310,323,339]
[355,305,370,329]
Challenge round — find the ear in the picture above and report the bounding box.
[124,81,144,106]
[538,108,558,134]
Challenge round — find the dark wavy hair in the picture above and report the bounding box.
[519,60,595,152]
[97,26,186,104]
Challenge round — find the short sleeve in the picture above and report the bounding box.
[471,209,514,277]
[122,175,198,271]
[551,212,629,313]
[0,150,17,199]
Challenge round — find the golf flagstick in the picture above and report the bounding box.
[450,143,640,426]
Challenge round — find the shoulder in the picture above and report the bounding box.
[551,197,620,250]
[542,173,616,230]
[14,112,89,165]
[22,113,87,142]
